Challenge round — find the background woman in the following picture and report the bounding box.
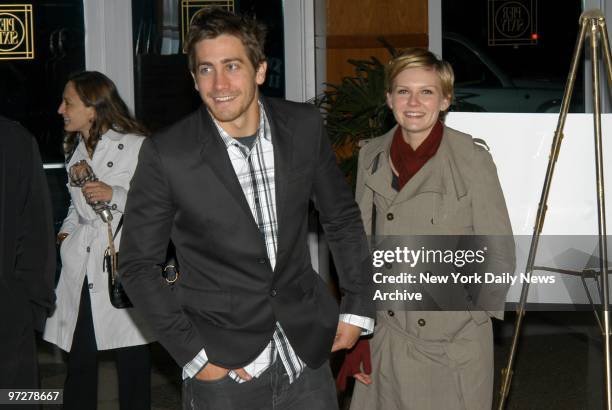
[339,48,515,409]
[43,71,155,410]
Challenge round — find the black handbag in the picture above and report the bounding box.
[103,217,180,309]
[103,217,133,309]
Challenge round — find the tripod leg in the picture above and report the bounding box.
[590,19,612,409]
[497,281,530,409]
[581,275,605,334]
[597,20,612,93]
[496,17,589,409]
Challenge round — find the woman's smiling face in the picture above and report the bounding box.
[58,81,95,139]
[386,66,450,146]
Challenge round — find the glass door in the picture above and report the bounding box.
[131,0,285,132]
[439,0,584,113]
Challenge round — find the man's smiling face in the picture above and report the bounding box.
[192,34,267,136]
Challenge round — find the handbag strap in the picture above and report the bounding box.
[106,215,123,281]
[370,152,381,241]
[113,215,124,240]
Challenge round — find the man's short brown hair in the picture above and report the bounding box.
[385,48,455,102]
[183,8,267,73]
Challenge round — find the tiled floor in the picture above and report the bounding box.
[38,311,604,409]
[39,342,181,410]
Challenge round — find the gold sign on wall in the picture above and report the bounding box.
[488,0,538,46]
[181,0,234,51]
[0,4,34,60]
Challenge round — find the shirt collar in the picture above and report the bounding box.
[211,101,271,151]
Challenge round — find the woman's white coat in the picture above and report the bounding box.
[44,129,155,351]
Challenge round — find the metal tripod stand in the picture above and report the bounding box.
[497,9,612,410]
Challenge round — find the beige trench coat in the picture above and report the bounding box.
[350,125,515,410]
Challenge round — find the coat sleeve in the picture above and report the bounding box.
[355,145,373,237]
[311,112,375,320]
[60,201,78,234]
[470,145,516,317]
[119,138,205,367]
[16,137,56,332]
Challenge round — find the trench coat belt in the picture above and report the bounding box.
[78,215,99,226]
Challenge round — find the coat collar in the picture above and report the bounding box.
[101,129,125,141]
[74,129,126,161]
[362,127,396,201]
[363,124,468,204]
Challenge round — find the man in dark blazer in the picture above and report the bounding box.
[0,116,56,401]
[120,8,374,410]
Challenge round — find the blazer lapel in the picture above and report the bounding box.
[196,107,256,222]
[262,99,293,266]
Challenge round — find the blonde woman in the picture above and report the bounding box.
[339,49,515,410]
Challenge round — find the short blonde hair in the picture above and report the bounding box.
[385,48,454,102]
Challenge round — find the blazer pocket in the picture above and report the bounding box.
[288,168,312,182]
[179,287,232,313]
[298,271,316,295]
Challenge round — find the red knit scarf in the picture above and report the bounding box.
[389,121,444,190]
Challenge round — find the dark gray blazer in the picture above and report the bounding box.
[0,117,56,382]
[119,98,374,369]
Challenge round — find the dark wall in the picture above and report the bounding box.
[132,1,285,133]
[1,0,85,162]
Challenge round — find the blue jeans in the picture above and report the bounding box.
[182,359,338,410]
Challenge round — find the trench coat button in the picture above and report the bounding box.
[417,318,426,327]
[86,246,91,252]
[107,161,113,167]
[111,204,117,210]
[387,310,395,317]
[118,144,124,150]
[384,262,392,270]
[386,213,394,221]
[88,283,93,290]
[270,289,277,297]
[257,258,266,264]
[466,294,473,302]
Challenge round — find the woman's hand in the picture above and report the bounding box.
[56,232,69,246]
[335,339,372,391]
[82,181,113,204]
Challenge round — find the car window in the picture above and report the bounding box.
[443,38,502,88]
[442,0,584,113]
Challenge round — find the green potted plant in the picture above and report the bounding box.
[315,55,395,186]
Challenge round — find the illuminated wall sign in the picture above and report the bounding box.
[0,4,34,60]
[488,0,538,46]
[181,0,234,51]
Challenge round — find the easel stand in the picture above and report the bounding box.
[497,9,612,410]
